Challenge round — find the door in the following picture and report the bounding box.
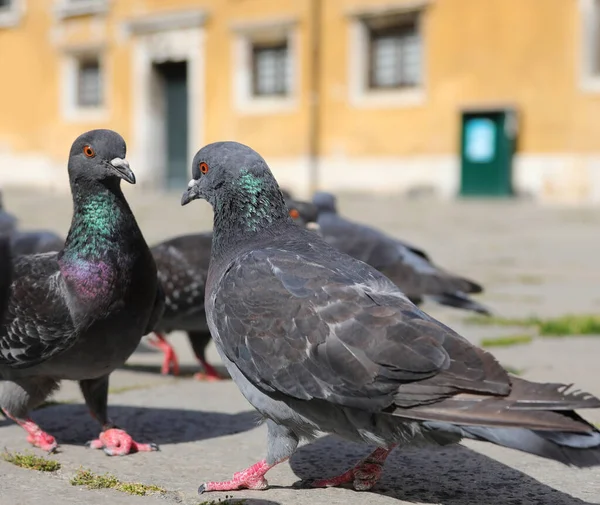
[459,110,516,197]
[155,62,189,189]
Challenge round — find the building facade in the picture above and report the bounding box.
[1,0,600,202]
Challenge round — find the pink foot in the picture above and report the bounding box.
[86,428,159,456]
[295,447,394,491]
[193,360,224,381]
[198,460,274,493]
[148,333,180,376]
[2,410,58,453]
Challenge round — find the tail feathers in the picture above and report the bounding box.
[460,425,600,468]
[394,378,600,430]
[427,292,492,315]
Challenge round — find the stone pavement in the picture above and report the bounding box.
[1,189,600,505]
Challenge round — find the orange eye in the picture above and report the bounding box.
[199,162,209,174]
[289,209,300,219]
[83,145,95,158]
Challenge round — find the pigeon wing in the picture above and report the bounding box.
[212,248,509,411]
[0,253,76,368]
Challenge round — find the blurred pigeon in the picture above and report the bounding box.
[311,191,490,315]
[10,230,65,255]
[182,141,600,493]
[0,236,11,321]
[0,130,163,456]
[146,198,319,380]
[0,191,17,236]
[0,190,65,255]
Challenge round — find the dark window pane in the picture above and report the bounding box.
[0,0,12,8]
[252,41,289,97]
[367,16,422,89]
[77,58,102,107]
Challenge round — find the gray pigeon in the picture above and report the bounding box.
[0,236,11,321]
[0,129,163,456]
[146,197,320,380]
[311,191,491,315]
[181,141,600,493]
[0,191,18,236]
[10,230,65,255]
[0,190,65,255]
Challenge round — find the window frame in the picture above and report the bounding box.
[250,39,290,97]
[367,20,421,90]
[61,49,108,122]
[231,18,299,115]
[347,5,428,109]
[75,56,103,108]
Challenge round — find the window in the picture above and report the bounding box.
[366,15,422,89]
[76,57,102,107]
[251,41,289,96]
[232,20,298,114]
[61,51,106,120]
[0,0,23,28]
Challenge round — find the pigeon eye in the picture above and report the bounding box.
[199,162,209,174]
[83,145,95,158]
[289,209,300,219]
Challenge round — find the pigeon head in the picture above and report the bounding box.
[68,129,135,185]
[181,141,285,209]
[312,191,337,214]
[286,199,320,231]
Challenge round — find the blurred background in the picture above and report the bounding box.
[2,0,600,202]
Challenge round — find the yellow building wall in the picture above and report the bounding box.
[320,0,600,157]
[1,0,600,197]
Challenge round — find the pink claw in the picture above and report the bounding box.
[296,446,395,491]
[86,428,159,456]
[193,360,224,381]
[2,410,58,453]
[199,460,274,493]
[148,333,180,376]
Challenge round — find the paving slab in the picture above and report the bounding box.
[1,190,600,504]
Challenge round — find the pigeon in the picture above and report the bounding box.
[181,141,600,493]
[0,129,163,456]
[311,191,491,315]
[0,191,18,236]
[0,236,11,321]
[0,190,65,255]
[146,198,320,380]
[10,230,65,255]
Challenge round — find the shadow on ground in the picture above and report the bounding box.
[289,435,594,505]
[119,362,231,379]
[0,405,258,446]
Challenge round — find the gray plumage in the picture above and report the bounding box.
[0,191,17,237]
[311,191,490,315]
[0,190,65,255]
[147,197,320,378]
[0,236,11,322]
[0,130,163,453]
[182,141,600,493]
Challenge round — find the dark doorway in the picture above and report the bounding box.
[154,61,189,189]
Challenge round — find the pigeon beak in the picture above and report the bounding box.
[181,178,200,206]
[110,158,136,185]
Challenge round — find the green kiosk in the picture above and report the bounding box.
[459,108,517,197]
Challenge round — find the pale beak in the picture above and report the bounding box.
[110,158,136,184]
[306,222,321,233]
[181,178,200,206]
